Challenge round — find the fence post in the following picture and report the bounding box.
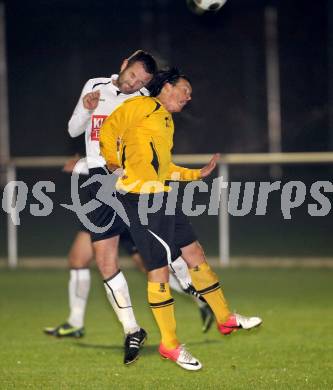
[6,164,18,268]
[218,162,229,266]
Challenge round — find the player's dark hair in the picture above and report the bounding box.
[148,67,191,97]
[127,50,157,75]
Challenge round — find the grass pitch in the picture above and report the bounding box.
[0,267,332,389]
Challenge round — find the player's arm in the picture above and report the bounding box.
[63,154,89,175]
[68,79,99,138]
[63,154,80,173]
[168,154,220,181]
[167,163,201,181]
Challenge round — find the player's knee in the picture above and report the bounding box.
[101,263,120,279]
[147,265,169,282]
[192,241,204,254]
[182,241,205,260]
[68,250,91,268]
[94,250,119,278]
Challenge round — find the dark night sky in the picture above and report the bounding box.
[3,0,331,157]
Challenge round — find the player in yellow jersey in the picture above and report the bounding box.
[100,68,262,371]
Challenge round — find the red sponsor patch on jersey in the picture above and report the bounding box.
[91,115,107,141]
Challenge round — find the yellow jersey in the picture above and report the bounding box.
[99,96,201,193]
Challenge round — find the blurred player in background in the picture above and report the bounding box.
[100,67,262,370]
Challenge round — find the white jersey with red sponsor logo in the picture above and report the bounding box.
[68,74,148,169]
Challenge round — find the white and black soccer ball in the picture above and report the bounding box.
[187,0,227,14]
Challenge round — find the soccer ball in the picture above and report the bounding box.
[194,0,227,11]
[186,0,227,15]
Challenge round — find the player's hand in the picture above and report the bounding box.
[83,90,100,110]
[106,164,128,179]
[200,153,220,178]
[62,154,80,173]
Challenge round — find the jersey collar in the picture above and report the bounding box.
[109,74,121,96]
[109,73,149,97]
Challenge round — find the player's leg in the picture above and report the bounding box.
[120,229,146,273]
[131,252,146,273]
[181,240,230,322]
[147,266,178,349]
[168,271,183,293]
[175,204,262,335]
[94,235,141,336]
[87,167,146,364]
[173,208,217,332]
[169,256,214,333]
[147,263,201,370]
[92,234,146,364]
[43,231,93,338]
[119,192,202,370]
[182,240,262,334]
[67,231,93,330]
[121,227,213,332]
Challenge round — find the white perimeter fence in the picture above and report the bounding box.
[3,152,333,268]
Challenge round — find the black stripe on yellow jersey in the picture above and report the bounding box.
[99,96,201,193]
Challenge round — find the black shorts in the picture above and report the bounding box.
[118,192,196,271]
[84,168,126,242]
[167,180,197,249]
[120,229,138,255]
[78,219,90,234]
[174,202,197,249]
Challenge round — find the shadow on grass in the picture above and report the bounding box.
[74,338,220,355]
[75,342,156,354]
[72,326,263,359]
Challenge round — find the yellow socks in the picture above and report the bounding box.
[189,262,231,324]
[148,282,179,349]
[147,263,229,347]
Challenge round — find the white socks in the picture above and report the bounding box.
[168,256,192,290]
[169,257,205,307]
[67,268,139,335]
[104,271,140,335]
[169,272,184,293]
[67,268,91,328]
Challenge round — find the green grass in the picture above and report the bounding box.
[0,268,332,389]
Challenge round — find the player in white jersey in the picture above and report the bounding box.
[44,50,156,365]
[43,50,213,364]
